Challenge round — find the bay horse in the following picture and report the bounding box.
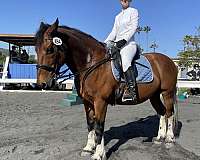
[35,19,178,160]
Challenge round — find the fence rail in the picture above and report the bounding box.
[177,80,200,88]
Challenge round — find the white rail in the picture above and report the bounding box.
[0,79,36,83]
[0,79,199,88]
[1,56,10,79]
[0,56,10,90]
[0,79,74,84]
[177,80,200,88]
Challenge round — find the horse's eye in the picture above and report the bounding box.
[46,47,54,54]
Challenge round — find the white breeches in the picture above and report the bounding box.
[120,42,137,72]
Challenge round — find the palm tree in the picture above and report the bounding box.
[143,26,151,52]
[178,27,200,66]
[136,26,143,46]
[150,41,158,52]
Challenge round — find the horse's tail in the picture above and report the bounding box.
[173,87,179,136]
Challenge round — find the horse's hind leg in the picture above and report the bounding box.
[81,100,96,156]
[150,92,167,143]
[162,91,176,145]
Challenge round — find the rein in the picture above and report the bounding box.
[37,53,112,85]
[36,64,56,73]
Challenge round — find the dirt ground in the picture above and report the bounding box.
[0,92,199,160]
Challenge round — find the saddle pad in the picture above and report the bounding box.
[111,55,153,83]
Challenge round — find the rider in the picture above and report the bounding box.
[104,0,139,99]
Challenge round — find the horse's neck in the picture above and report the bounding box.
[59,28,106,74]
[66,35,106,73]
[68,46,89,72]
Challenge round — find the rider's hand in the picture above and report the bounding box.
[105,41,115,49]
[116,39,127,49]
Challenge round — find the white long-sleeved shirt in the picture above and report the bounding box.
[105,7,139,43]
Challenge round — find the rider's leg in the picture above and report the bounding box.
[120,43,137,99]
[124,66,137,99]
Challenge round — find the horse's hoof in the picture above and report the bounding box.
[165,136,175,143]
[91,153,107,160]
[81,150,94,157]
[153,137,164,144]
[165,142,175,149]
[165,137,175,148]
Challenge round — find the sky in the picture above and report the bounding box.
[0,0,199,58]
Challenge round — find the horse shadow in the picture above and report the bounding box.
[104,115,182,159]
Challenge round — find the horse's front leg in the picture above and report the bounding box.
[91,98,107,160]
[81,100,96,156]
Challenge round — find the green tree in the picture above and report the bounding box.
[178,27,200,67]
[0,51,6,64]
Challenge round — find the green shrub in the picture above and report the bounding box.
[177,88,189,95]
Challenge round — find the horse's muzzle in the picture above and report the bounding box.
[37,78,57,90]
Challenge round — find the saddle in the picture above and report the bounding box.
[109,44,142,79]
[110,45,142,73]
[106,44,153,103]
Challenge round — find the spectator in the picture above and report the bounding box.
[20,49,29,63]
[10,46,18,58]
[187,64,200,95]
[186,64,200,81]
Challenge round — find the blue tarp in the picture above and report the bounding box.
[8,64,73,79]
[8,64,37,79]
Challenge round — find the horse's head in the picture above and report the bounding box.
[35,19,66,89]
[35,18,107,89]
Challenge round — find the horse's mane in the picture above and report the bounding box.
[60,26,105,48]
[60,26,95,41]
[35,23,105,48]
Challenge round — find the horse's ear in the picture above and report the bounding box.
[39,22,46,30]
[45,18,59,36]
[40,22,45,27]
[55,18,59,26]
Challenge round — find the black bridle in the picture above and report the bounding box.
[36,64,57,73]
[36,43,66,85]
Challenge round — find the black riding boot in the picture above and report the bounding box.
[124,66,137,100]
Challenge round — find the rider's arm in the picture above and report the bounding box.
[104,17,117,43]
